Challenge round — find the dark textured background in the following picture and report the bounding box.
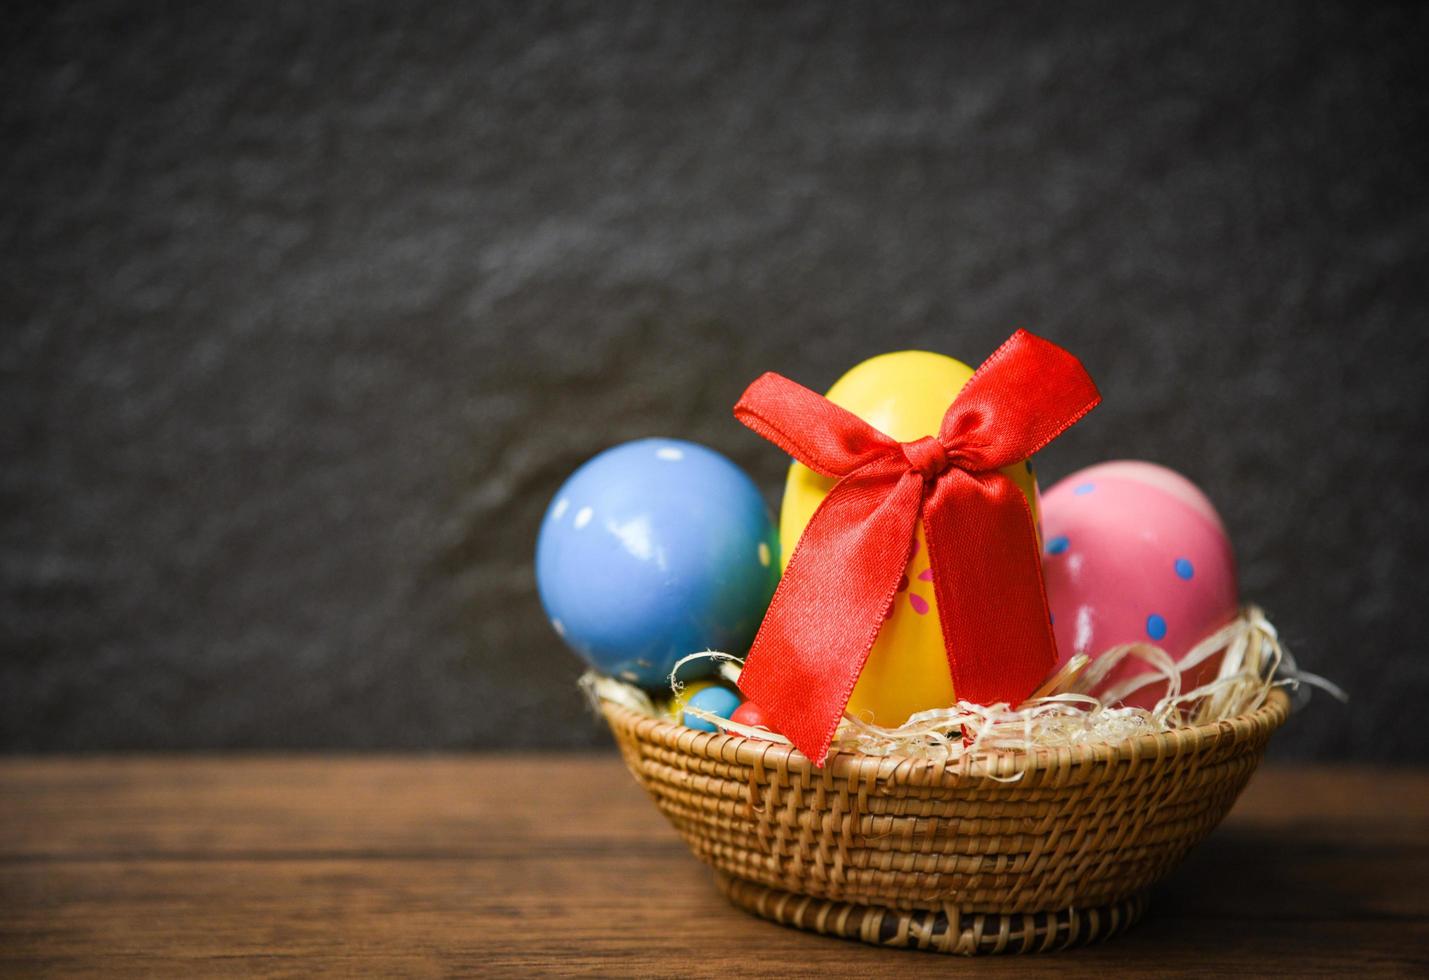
[3,1,1426,758]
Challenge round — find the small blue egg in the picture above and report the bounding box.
[536,438,780,689]
[682,686,743,732]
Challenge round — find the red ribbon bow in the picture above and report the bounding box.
[734,330,1101,765]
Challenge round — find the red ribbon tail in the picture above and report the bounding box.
[737,463,922,766]
[925,469,1057,705]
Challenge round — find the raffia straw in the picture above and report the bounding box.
[579,672,657,717]
[591,605,1343,766]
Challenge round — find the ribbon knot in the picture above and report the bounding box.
[901,435,950,480]
[731,330,1102,766]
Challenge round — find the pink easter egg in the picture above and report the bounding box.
[1040,461,1239,709]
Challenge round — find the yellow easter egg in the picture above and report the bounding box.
[779,350,1041,727]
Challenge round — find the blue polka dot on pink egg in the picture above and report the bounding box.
[1073,483,1095,495]
[1146,614,1167,641]
[1174,557,1194,580]
[1046,535,1069,555]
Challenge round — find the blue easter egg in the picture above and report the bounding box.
[536,438,780,688]
[682,686,743,732]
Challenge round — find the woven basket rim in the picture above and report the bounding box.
[601,686,1290,783]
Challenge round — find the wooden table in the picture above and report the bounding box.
[1,757,1425,977]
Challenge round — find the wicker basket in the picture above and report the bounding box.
[601,688,1289,955]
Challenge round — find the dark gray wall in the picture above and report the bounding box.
[3,1,1426,758]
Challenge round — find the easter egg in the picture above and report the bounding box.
[665,679,719,721]
[1040,461,1239,708]
[779,351,1041,727]
[730,700,768,729]
[731,702,765,731]
[537,438,780,689]
[682,686,743,732]
[730,699,778,739]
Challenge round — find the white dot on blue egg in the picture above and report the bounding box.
[1046,535,1069,555]
[1073,483,1095,495]
[551,498,569,521]
[1146,614,1167,641]
[1174,557,1194,580]
[573,506,593,529]
[655,446,684,461]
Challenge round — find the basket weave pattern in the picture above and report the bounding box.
[602,689,1288,954]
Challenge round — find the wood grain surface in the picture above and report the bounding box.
[2,756,1426,977]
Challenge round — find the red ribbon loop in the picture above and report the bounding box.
[733,330,1101,765]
